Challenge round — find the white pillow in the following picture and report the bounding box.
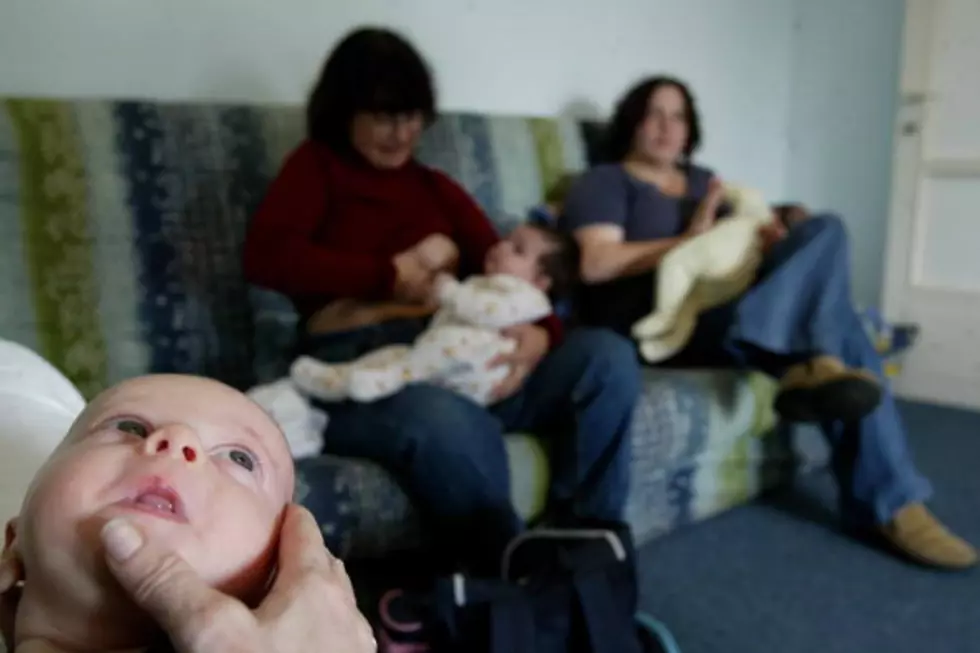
[0,340,86,524]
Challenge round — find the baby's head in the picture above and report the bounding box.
[5,374,295,651]
[484,224,581,301]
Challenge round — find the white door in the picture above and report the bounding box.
[882,0,980,411]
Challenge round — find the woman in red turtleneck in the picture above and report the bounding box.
[243,27,640,573]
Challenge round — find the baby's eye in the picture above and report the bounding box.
[114,419,150,438]
[226,448,256,472]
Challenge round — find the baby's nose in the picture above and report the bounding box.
[141,425,203,465]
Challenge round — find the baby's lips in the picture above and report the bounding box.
[113,474,192,524]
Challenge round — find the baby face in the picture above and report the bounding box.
[484,224,556,291]
[14,375,295,615]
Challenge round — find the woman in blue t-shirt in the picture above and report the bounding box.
[561,75,975,570]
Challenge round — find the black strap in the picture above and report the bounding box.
[490,591,538,653]
[574,570,643,653]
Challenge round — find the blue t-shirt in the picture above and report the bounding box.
[559,163,715,334]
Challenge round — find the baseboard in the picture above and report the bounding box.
[893,371,980,413]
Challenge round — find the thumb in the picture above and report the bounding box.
[705,181,726,210]
[101,518,234,645]
[695,184,723,222]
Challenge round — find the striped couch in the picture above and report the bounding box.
[0,99,827,558]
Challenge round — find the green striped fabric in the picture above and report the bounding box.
[6,101,108,398]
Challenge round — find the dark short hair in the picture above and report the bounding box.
[306,27,436,152]
[603,76,702,163]
[534,224,582,302]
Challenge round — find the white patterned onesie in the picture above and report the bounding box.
[291,274,553,405]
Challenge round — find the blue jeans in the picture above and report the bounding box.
[686,214,931,526]
[301,323,640,571]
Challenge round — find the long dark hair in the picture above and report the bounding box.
[306,27,437,153]
[602,76,702,163]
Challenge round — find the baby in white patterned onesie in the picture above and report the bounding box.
[291,224,580,406]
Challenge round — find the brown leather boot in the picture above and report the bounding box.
[881,503,978,570]
[775,355,882,423]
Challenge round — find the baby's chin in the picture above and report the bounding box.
[26,518,147,615]
[20,530,274,651]
[29,512,250,606]
[17,553,157,651]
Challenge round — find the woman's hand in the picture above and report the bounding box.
[758,218,788,254]
[489,323,549,402]
[411,234,459,274]
[686,177,727,237]
[392,252,435,304]
[98,504,375,653]
[774,203,809,228]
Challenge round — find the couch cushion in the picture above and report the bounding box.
[293,366,823,558]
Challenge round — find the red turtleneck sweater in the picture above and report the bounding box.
[243,140,561,343]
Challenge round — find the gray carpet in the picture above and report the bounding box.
[638,401,980,653]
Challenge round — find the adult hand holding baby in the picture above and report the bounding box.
[489,323,550,402]
[758,219,788,254]
[99,504,375,653]
[392,234,460,305]
[686,176,726,237]
[391,251,434,304]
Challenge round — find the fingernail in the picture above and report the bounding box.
[101,518,143,561]
[0,563,15,592]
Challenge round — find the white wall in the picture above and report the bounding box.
[785,0,906,308]
[0,0,796,199]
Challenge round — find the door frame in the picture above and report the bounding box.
[882,0,980,410]
[882,0,936,321]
